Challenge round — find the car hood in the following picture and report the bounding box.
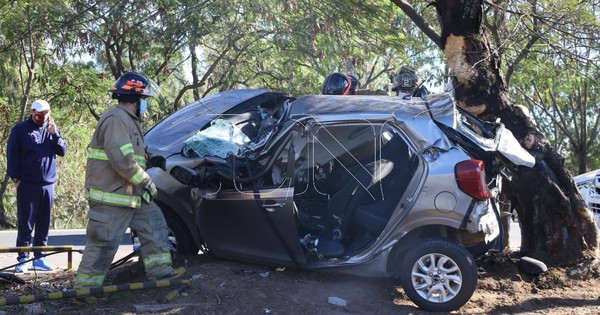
[145,89,272,153]
[574,170,599,185]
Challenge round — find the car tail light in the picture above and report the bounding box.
[455,160,492,200]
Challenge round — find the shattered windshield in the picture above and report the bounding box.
[181,101,291,160]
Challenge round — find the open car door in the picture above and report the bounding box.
[194,137,307,267]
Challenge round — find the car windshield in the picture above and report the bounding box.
[145,89,274,153]
[180,97,291,160]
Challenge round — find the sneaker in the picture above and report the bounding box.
[151,266,186,282]
[29,257,53,271]
[15,258,31,273]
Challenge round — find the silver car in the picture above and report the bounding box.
[145,89,534,312]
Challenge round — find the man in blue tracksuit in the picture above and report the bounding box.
[7,99,68,272]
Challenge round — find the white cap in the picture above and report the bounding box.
[31,100,50,112]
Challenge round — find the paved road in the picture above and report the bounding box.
[0,229,136,274]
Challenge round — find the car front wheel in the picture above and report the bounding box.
[399,237,477,312]
[161,208,200,255]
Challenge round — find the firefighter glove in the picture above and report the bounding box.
[142,181,157,203]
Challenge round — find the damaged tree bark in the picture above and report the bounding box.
[421,0,598,265]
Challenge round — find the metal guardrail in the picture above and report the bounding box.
[0,246,77,271]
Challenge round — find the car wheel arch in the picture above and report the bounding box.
[387,224,460,276]
[155,200,204,254]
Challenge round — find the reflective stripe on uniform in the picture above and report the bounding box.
[86,188,141,208]
[130,168,150,186]
[87,148,147,169]
[134,154,146,168]
[75,272,105,287]
[143,252,172,269]
[88,147,109,160]
[120,143,134,156]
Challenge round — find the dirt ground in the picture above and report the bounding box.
[1,252,600,315]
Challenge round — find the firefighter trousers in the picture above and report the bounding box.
[75,201,173,288]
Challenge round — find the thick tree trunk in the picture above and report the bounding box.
[432,0,598,265]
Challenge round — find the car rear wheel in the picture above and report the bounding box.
[399,237,477,312]
[161,209,200,255]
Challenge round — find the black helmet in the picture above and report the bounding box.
[347,75,360,93]
[321,72,359,95]
[108,72,155,100]
[392,66,420,94]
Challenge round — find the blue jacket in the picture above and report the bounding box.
[7,117,68,185]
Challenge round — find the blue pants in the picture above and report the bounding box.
[16,182,54,261]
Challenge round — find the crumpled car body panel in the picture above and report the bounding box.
[146,89,533,278]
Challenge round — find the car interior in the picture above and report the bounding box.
[179,99,420,260]
[293,123,419,259]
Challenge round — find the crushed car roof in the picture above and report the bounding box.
[288,93,457,153]
[146,88,460,155]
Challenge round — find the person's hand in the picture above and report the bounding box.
[14,180,20,189]
[47,116,57,134]
[142,181,157,203]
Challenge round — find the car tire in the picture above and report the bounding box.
[399,237,477,312]
[464,239,493,257]
[161,209,200,255]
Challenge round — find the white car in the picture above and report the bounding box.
[574,170,600,229]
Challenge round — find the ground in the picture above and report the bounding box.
[1,253,600,314]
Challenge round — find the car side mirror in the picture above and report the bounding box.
[149,155,167,171]
[170,165,200,186]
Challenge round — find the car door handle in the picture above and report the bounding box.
[261,202,286,208]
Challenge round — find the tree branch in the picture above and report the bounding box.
[390,0,441,48]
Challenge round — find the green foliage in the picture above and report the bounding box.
[502,0,600,174]
[0,0,598,228]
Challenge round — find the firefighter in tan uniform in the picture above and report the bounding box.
[75,72,184,291]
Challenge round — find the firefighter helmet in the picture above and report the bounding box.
[108,72,155,99]
[392,66,421,95]
[321,72,358,95]
[347,75,360,93]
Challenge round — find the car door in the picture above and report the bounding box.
[196,136,307,267]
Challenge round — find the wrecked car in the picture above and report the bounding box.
[144,89,535,312]
[574,170,600,229]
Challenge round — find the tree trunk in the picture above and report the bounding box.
[577,146,588,175]
[431,0,598,265]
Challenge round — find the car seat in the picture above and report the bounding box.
[353,136,414,236]
[327,157,395,240]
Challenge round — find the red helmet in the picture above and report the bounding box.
[108,72,155,99]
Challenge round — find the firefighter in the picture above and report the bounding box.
[390,66,429,99]
[74,72,184,295]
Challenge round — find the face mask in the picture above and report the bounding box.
[138,99,148,117]
[32,112,48,126]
